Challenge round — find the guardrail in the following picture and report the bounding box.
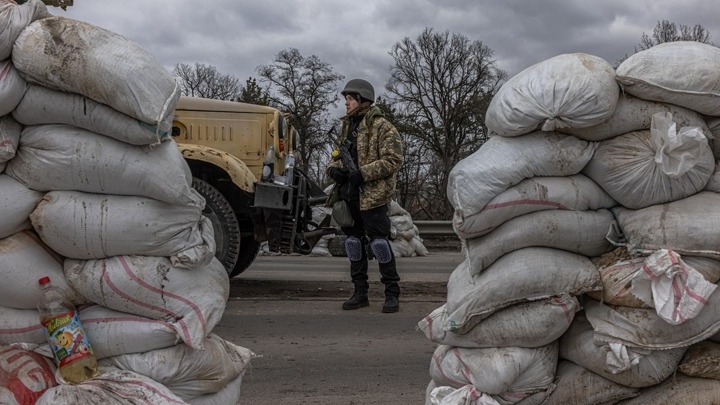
[413,220,455,236]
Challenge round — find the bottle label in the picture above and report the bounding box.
[41,311,95,367]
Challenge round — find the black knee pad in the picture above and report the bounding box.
[344,236,363,262]
[369,238,393,264]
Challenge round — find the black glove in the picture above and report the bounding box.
[328,167,349,184]
[348,169,364,188]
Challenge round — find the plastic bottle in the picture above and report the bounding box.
[283,151,296,186]
[37,276,98,384]
[261,145,275,182]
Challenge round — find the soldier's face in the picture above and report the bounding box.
[344,95,359,113]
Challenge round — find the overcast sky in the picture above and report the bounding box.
[58,0,720,113]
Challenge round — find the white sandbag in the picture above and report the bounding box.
[0,114,20,162]
[610,191,720,259]
[0,305,45,344]
[557,94,712,141]
[0,345,57,405]
[391,214,414,234]
[425,381,502,405]
[390,213,416,242]
[464,209,614,275]
[630,249,718,325]
[7,125,202,208]
[543,361,640,405]
[390,237,416,257]
[388,200,409,216]
[187,375,242,405]
[454,175,616,239]
[429,343,557,402]
[64,256,229,350]
[13,85,170,145]
[35,369,188,405]
[583,114,714,209]
[99,334,253,401]
[12,16,180,135]
[560,314,686,388]
[418,295,579,348]
[0,174,43,239]
[79,305,179,359]
[448,132,596,224]
[310,234,334,257]
[0,0,50,60]
[0,304,180,356]
[0,59,27,116]
[616,41,720,116]
[705,161,720,192]
[677,340,720,380]
[486,53,619,137]
[614,373,720,405]
[445,250,600,334]
[589,250,720,308]
[31,191,215,268]
[584,295,720,350]
[0,231,86,309]
[426,381,553,405]
[412,236,429,257]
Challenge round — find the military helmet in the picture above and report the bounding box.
[341,79,375,102]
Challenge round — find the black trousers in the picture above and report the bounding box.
[340,200,400,296]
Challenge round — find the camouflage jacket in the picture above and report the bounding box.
[326,106,403,210]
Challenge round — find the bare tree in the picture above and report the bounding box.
[256,48,344,182]
[237,77,270,106]
[616,20,714,66]
[173,62,240,100]
[639,20,712,50]
[386,27,506,219]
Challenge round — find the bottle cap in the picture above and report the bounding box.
[38,276,51,285]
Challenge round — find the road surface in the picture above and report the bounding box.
[212,252,464,404]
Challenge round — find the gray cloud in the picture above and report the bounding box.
[58,0,720,106]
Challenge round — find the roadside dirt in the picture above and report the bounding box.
[229,279,447,301]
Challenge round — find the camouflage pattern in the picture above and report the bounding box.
[326,106,403,210]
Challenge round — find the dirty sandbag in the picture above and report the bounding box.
[35,370,187,405]
[64,256,229,350]
[12,16,180,135]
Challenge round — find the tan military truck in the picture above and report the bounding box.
[171,97,333,277]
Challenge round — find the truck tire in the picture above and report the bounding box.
[233,234,259,277]
[191,178,241,276]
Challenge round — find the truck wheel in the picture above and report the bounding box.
[232,234,259,278]
[192,178,241,276]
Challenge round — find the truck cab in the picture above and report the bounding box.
[172,97,330,277]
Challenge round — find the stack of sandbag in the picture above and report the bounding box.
[387,200,428,257]
[0,3,254,403]
[422,45,720,404]
[317,196,428,258]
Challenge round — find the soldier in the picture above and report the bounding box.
[326,78,404,313]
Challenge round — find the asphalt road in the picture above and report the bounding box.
[212,251,464,404]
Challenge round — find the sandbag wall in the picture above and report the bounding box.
[0,2,252,404]
[422,42,720,405]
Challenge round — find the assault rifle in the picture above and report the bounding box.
[327,126,357,172]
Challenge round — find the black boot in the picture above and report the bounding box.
[343,289,369,310]
[344,248,369,310]
[379,254,400,313]
[382,294,399,313]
